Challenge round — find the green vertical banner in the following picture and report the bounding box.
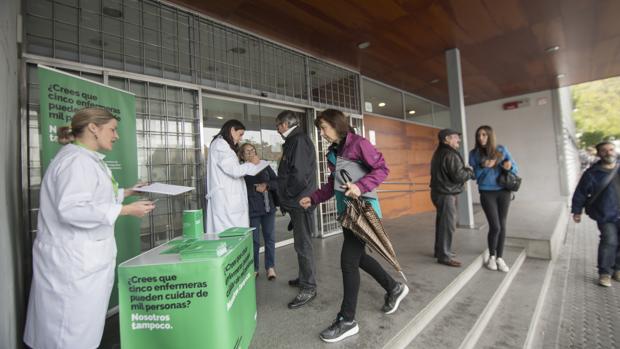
[37,65,139,308]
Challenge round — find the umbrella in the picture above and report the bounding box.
[340,197,408,282]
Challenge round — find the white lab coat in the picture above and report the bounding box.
[24,144,124,349]
[206,137,268,234]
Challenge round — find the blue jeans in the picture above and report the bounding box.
[596,221,620,275]
[250,211,276,272]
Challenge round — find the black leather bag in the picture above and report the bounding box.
[497,170,522,192]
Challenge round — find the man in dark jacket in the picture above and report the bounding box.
[430,128,474,267]
[276,110,318,309]
[572,141,620,287]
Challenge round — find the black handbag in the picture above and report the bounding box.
[497,169,522,192]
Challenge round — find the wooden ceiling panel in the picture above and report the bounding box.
[482,0,529,32]
[345,0,409,24]
[450,0,505,44]
[422,2,472,46]
[530,17,566,54]
[169,0,620,105]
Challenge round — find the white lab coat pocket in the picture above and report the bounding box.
[74,238,117,278]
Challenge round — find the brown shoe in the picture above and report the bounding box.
[613,271,620,282]
[267,268,277,281]
[438,259,462,267]
[254,271,259,278]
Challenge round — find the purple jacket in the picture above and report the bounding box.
[310,132,389,205]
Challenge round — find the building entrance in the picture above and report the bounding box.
[202,94,307,246]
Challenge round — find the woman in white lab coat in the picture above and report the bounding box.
[206,119,268,234]
[24,107,155,349]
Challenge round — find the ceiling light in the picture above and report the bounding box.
[230,47,246,54]
[215,116,224,120]
[430,79,440,84]
[545,45,560,53]
[378,102,386,107]
[357,41,370,49]
[556,73,565,79]
[408,110,416,115]
[102,7,123,18]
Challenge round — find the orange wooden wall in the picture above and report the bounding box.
[363,115,439,218]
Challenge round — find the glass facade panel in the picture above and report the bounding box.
[362,79,403,118]
[309,59,360,113]
[433,105,452,128]
[405,94,433,125]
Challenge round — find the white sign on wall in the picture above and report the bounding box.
[368,130,376,145]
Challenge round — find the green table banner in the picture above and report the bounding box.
[118,232,257,348]
[37,65,139,308]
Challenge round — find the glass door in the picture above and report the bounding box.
[202,94,306,246]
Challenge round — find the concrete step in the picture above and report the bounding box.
[383,251,487,348]
[472,257,552,349]
[403,247,526,349]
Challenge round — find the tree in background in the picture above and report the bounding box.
[572,76,620,148]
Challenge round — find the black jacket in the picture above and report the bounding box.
[244,166,278,218]
[571,161,620,223]
[430,142,474,195]
[277,126,317,210]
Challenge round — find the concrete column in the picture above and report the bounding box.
[445,48,475,228]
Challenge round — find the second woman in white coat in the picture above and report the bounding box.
[206,119,268,234]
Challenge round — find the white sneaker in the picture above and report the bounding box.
[486,256,497,271]
[496,258,510,272]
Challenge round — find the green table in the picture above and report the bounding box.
[118,228,256,349]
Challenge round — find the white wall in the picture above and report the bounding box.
[0,0,25,347]
[465,90,566,203]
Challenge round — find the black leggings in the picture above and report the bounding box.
[339,228,396,321]
[480,190,511,258]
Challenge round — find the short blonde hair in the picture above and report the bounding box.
[58,107,119,145]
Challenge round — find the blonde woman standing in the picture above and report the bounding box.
[24,108,155,349]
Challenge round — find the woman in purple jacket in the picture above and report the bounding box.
[300,109,409,343]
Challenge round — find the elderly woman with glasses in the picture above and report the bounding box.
[239,143,279,280]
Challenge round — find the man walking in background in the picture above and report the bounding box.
[276,110,318,308]
[572,141,620,287]
[430,129,474,267]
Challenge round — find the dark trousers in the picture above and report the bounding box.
[480,190,511,258]
[432,192,457,262]
[596,221,620,275]
[289,208,316,290]
[250,211,276,272]
[340,228,396,321]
